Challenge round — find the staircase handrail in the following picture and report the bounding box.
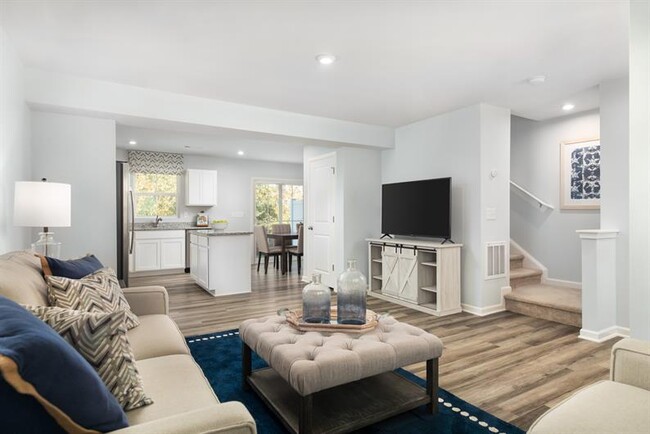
[510,180,554,210]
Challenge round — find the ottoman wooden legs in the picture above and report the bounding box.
[299,394,313,434]
[427,358,439,414]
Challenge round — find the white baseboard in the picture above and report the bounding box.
[544,277,582,289]
[579,326,631,343]
[462,302,505,317]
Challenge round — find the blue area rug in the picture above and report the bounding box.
[187,330,524,434]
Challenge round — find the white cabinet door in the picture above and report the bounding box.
[381,248,400,297]
[196,245,209,288]
[160,238,185,269]
[398,248,419,302]
[134,240,160,271]
[186,169,218,206]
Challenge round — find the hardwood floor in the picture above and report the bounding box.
[130,268,619,431]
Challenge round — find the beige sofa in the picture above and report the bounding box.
[0,251,256,434]
[529,338,650,434]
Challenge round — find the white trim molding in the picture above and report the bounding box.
[462,303,505,317]
[579,326,630,343]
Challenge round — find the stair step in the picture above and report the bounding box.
[510,267,542,279]
[505,284,581,327]
[509,253,524,270]
[510,254,524,261]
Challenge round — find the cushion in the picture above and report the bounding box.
[126,355,219,426]
[0,296,127,433]
[25,305,153,411]
[39,254,104,279]
[46,267,140,330]
[127,314,190,361]
[0,251,49,306]
[528,380,650,434]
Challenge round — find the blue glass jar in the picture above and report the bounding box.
[336,259,367,325]
[302,273,331,324]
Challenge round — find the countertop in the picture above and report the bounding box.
[193,230,253,237]
[134,222,210,231]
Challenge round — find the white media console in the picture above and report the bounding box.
[367,238,462,316]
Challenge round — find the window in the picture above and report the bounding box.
[133,173,179,217]
[255,182,303,230]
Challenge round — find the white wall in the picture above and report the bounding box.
[382,105,484,306]
[0,26,31,253]
[180,155,303,231]
[339,147,382,277]
[629,0,650,341]
[480,105,511,307]
[599,78,629,329]
[31,112,117,268]
[510,111,600,283]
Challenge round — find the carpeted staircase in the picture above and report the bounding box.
[504,253,582,327]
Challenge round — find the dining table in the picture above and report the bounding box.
[266,232,299,275]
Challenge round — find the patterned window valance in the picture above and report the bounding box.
[128,151,184,175]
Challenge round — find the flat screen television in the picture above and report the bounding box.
[381,177,451,239]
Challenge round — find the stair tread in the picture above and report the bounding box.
[504,284,581,313]
[510,267,543,279]
[510,254,524,261]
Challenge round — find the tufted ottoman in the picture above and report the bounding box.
[239,315,443,434]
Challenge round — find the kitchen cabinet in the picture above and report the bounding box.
[134,230,186,272]
[185,169,218,206]
[189,231,252,296]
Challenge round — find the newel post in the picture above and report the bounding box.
[576,229,619,342]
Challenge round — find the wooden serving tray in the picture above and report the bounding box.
[284,307,378,333]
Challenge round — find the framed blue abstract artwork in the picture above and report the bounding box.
[560,138,601,210]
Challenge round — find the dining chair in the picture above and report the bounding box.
[254,225,282,274]
[271,223,293,248]
[288,224,304,274]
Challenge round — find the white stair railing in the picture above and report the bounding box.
[510,180,554,210]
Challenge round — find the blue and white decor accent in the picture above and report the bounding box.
[560,138,601,209]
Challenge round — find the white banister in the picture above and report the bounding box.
[510,180,554,210]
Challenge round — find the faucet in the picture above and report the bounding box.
[154,216,163,227]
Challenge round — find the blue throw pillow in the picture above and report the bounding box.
[0,296,128,433]
[40,254,104,279]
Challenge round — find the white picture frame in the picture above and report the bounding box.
[560,138,601,210]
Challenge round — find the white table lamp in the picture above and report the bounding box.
[14,179,71,258]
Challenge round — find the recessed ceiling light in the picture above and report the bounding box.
[128,140,137,146]
[184,145,191,149]
[237,150,245,156]
[315,53,336,65]
[562,103,575,111]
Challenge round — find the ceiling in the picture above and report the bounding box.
[116,124,307,164]
[0,1,628,126]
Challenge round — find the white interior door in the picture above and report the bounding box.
[305,153,336,287]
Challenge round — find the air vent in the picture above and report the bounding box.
[486,242,507,279]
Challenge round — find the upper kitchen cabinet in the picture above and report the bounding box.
[185,169,218,206]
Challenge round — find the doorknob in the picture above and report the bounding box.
[307,226,314,230]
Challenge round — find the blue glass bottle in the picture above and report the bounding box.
[336,259,367,325]
[302,273,331,324]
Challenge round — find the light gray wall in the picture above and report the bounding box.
[382,105,483,306]
[180,155,303,232]
[600,78,629,328]
[31,111,117,268]
[0,26,32,253]
[510,111,600,283]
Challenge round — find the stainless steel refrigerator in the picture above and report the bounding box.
[116,161,134,287]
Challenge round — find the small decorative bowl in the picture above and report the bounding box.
[212,222,228,231]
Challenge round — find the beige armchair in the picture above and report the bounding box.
[528,338,650,433]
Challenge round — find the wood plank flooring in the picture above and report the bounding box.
[129,268,619,431]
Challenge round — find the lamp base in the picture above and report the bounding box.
[31,232,62,258]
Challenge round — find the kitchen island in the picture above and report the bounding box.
[189,230,253,297]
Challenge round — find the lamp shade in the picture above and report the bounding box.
[14,181,71,228]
